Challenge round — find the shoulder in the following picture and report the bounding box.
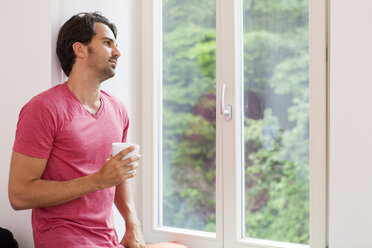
[19,84,69,123]
[101,90,127,112]
[23,85,60,112]
[27,84,66,107]
[100,90,129,126]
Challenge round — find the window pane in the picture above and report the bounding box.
[162,0,216,232]
[243,0,309,244]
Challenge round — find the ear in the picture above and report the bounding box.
[72,42,88,59]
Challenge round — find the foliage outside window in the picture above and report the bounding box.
[161,0,309,244]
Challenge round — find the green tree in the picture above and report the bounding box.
[243,0,309,244]
[161,0,309,243]
[162,0,216,231]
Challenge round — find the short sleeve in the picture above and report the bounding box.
[13,96,57,159]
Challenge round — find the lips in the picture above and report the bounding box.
[109,60,117,66]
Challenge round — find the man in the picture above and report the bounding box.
[8,12,145,248]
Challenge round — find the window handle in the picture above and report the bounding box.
[220,84,232,121]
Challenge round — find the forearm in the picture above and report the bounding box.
[114,174,146,247]
[9,149,139,211]
[114,180,140,227]
[9,174,100,210]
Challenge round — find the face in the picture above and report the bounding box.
[86,22,121,82]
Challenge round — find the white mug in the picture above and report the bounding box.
[112,142,140,174]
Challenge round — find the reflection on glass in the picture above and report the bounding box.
[243,0,309,244]
[162,0,216,232]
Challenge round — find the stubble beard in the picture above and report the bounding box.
[102,65,115,81]
[87,47,116,82]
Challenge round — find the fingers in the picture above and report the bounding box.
[98,149,141,187]
[113,146,136,161]
[120,154,141,167]
[122,162,139,175]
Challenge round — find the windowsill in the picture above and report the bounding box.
[152,226,217,240]
[238,237,310,248]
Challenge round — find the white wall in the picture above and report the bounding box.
[0,0,50,246]
[329,0,372,247]
[0,0,141,247]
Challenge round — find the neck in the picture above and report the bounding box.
[65,72,103,115]
[66,71,102,106]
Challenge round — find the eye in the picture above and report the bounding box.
[105,40,111,46]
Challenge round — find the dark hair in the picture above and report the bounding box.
[0,227,18,248]
[56,12,117,76]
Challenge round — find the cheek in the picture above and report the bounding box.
[103,46,112,54]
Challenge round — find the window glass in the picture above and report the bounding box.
[162,0,217,232]
[243,0,309,244]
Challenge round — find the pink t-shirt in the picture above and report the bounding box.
[13,83,129,248]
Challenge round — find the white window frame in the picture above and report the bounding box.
[141,0,222,246]
[141,0,328,247]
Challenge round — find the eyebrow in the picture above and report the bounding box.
[101,37,118,47]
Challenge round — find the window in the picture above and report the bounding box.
[161,0,217,232]
[242,0,310,244]
[142,0,327,247]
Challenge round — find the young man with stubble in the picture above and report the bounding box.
[8,12,146,248]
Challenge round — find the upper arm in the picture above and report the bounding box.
[8,151,48,208]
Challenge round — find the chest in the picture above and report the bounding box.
[53,111,125,164]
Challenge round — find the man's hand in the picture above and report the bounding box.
[94,146,141,190]
[120,222,146,248]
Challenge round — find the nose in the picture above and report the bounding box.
[113,46,121,59]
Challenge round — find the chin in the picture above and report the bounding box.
[102,69,116,80]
